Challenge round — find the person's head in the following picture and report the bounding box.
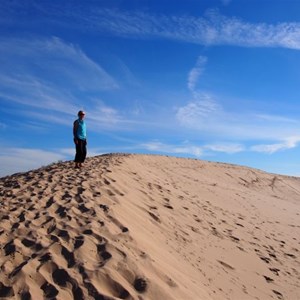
[78,110,86,119]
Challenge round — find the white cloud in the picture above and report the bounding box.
[0,37,130,133]
[141,141,204,157]
[188,56,207,91]
[141,135,300,158]
[0,37,118,117]
[251,136,300,154]
[92,105,121,124]
[255,114,298,123]
[204,143,244,153]
[50,8,300,50]
[175,89,300,142]
[176,93,221,127]
[141,140,244,156]
[3,5,300,50]
[86,101,144,131]
[0,74,77,116]
[141,137,300,157]
[5,4,300,50]
[60,148,76,156]
[0,37,118,91]
[0,148,67,177]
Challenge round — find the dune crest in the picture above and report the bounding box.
[0,154,299,300]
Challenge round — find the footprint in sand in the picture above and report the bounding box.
[52,267,84,299]
[0,282,14,298]
[284,253,297,259]
[44,197,55,208]
[39,253,52,264]
[18,211,26,222]
[133,277,148,292]
[272,290,284,299]
[52,268,71,286]
[99,204,109,213]
[61,245,76,268]
[74,236,84,249]
[97,241,112,264]
[164,204,173,209]
[55,205,68,218]
[218,260,235,270]
[20,291,31,300]
[78,203,90,213]
[3,240,16,256]
[103,178,110,185]
[41,281,59,299]
[259,256,271,264]
[263,275,274,283]
[148,211,161,223]
[21,238,43,251]
[9,260,28,279]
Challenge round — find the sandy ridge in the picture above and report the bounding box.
[0,154,300,300]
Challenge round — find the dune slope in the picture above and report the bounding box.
[0,154,299,300]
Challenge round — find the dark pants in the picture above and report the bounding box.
[75,139,87,163]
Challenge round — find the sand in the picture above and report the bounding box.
[0,153,299,300]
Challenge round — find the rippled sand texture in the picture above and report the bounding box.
[0,154,299,299]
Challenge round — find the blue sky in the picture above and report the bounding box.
[1,0,300,177]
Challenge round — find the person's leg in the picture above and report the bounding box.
[82,140,87,163]
[77,139,86,167]
[75,140,82,168]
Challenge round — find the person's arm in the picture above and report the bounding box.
[73,120,78,144]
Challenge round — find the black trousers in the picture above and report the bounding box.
[74,139,87,163]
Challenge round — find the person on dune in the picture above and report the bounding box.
[73,110,87,168]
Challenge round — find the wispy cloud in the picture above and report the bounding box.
[204,143,244,153]
[0,37,118,91]
[176,93,222,127]
[0,37,154,135]
[255,114,298,123]
[3,3,300,50]
[188,56,207,91]
[142,137,300,157]
[0,37,118,115]
[34,7,300,50]
[88,102,124,129]
[0,148,67,177]
[176,92,300,143]
[251,136,300,154]
[0,74,77,115]
[141,140,244,157]
[141,141,204,157]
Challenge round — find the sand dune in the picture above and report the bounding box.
[0,154,299,300]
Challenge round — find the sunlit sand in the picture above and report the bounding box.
[0,154,299,299]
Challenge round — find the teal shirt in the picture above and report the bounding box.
[75,119,86,140]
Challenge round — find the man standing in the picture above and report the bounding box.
[73,110,87,168]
